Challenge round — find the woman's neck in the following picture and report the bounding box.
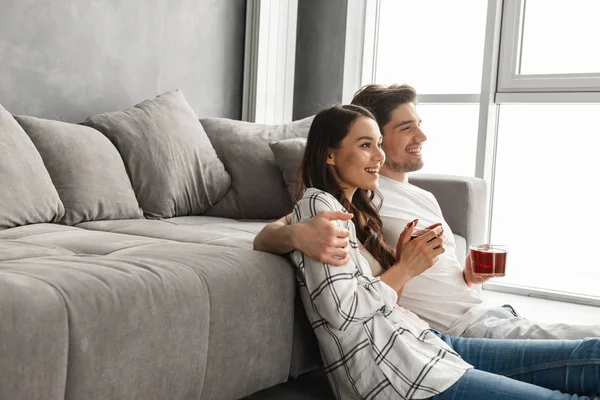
[342,187,357,203]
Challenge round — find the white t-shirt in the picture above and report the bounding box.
[376,175,492,334]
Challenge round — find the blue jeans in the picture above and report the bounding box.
[430,335,600,400]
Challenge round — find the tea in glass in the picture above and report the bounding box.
[469,244,508,277]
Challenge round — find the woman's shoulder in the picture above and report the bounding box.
[293,188,346,219]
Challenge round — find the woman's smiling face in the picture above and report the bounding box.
[326,116,385,201]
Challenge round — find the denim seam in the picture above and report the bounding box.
[500,358,600,377]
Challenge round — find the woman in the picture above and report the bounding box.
[289,104,600,400]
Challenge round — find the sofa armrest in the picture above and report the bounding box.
[408,173,487,248]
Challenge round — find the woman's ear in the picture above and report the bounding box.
[326,148,336,166]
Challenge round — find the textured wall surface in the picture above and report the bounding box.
[0,0,245,121]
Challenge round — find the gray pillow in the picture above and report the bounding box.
[0,105,64,229]
[14,115,143,225]
[201,116,313,219]
[269,138,307,202]
[81,90,231,219]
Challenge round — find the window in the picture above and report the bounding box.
[491,0,600,302]
[375,0,487,94]
[519,0,600,75]
[362,0,600,304]
[491,104,600,298]
[416,104,479,177]
[498,0,600,93]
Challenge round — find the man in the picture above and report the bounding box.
[254,84,599,339]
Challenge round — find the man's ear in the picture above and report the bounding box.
[326,148,336,166]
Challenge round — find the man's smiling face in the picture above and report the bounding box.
[380,102,427,174]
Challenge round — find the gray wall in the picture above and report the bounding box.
[0,0,245,122]
[293,0,348,120]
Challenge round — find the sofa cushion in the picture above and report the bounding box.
[76,216,265,250]
[269,137,307,202]
[0,105,64,230]
[0,223,168,255]
[0,270,69,400]
[0,249,211,400]
[76,216,323,378]
[201,116,313,219]
[0,229,296,400]
[14,115,143,225]
[81,90,231,219]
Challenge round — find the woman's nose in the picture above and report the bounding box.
[374,146,385,161]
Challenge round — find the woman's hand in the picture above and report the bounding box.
[394,219,445,280]
[411,222,447,244]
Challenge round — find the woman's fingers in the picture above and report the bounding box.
[397,219,419,259]
[429,236,445,250]
[432,243,445,257]
[438,231,448,244]
[400,219,419,243]
[417,226,442,243]
[424,222,443,230]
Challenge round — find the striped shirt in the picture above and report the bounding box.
[290,189,471,399]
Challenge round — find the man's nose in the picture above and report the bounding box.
[415,126,427,142]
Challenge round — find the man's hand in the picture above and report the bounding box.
[293,211,353,266]
[463,254,492,287]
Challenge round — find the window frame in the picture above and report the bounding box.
[497,0,600,96]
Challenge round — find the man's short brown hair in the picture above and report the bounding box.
[351,84,417,133]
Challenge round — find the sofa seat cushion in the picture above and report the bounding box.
[107,242,296,400]
[14,115,143,225]
[0,267,69,400]
[76,217,324,378]
[0,230,296,399]
[0,224,168,255]
[0,105,64,230]
[0,250,211,400]
[76,216,269,250]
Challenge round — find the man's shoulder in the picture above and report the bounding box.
[410,183,438,203]
[379,176,437,203]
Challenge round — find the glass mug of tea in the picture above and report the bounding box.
[469,244,508,277]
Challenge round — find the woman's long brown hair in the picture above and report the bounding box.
[296,104,396,269]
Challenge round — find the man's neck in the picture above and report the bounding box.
[380,165,409,184]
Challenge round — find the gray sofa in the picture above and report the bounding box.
[0,91,486,400]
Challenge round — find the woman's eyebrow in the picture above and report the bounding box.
[356,136,376,141]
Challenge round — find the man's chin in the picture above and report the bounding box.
[408,161,424,172]
[386,160,424,173]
